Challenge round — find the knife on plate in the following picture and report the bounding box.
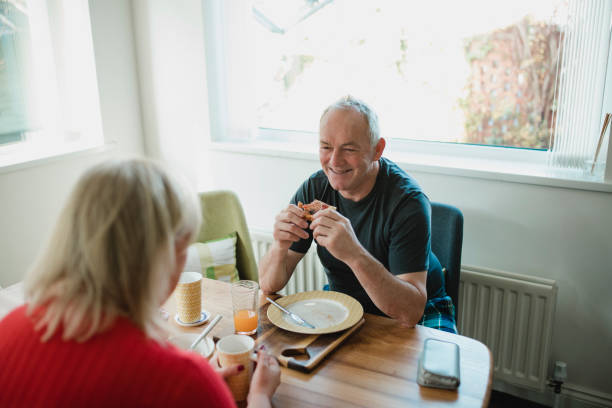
[266,297,316,329]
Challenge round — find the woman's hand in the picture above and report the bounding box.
[210,353,245,379]
[247,349,281,405]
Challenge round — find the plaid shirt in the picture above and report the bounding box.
[418,296,457,334]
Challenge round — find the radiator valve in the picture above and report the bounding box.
[553,361,567,382]
[548,361,567,394]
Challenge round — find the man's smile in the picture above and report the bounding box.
[328,168,352,175]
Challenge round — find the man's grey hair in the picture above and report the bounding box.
[320,95,381,146]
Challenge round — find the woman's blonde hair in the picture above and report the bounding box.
[25,158,202,342]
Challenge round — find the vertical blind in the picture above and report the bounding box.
[550,0,612,178]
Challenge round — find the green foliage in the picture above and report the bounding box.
[463,37,493,64]
[281,55,315,92]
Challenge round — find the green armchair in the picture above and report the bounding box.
[196,190,258,282]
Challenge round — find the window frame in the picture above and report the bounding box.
[202,0,612,190]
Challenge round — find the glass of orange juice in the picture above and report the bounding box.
[231,280,259,335]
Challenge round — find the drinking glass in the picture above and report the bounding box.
[231,280,259,335]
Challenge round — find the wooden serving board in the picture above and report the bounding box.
[254,303,365,373]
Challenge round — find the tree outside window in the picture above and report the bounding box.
[459,16,562,149]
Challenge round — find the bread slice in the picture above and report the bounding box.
[297,200,336,221]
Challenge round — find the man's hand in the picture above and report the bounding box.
[309,208,363,262]
[259,205,309,294]
[272,204,310,251]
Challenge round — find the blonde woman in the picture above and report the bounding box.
[0,158,279,407]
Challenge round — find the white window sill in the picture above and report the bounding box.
[0,140,114,175]
[209,140,612,193]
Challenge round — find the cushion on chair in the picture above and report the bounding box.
[198,191,259,282]
[184,232,239,283]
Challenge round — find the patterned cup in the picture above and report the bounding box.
[216,334,255,401]
[175,272,202,323]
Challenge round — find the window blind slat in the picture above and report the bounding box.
[580,1,596,167]
[556,0,577,167]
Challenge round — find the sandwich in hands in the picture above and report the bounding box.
[297,200,336,221]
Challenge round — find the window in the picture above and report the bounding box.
[0,0,103,168]
[252,0,568,149]
[0,0,32,146]
[204,0,612,183]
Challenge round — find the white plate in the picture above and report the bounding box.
[168,333,215,359]
[267,291,364,334]
[282,299,349,329]
[174,310,210,327]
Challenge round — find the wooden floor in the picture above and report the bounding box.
[488,391,548,408]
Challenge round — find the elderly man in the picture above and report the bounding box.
[259,96,456,333]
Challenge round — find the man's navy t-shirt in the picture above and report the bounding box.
[289,157,446,316]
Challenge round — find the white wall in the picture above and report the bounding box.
[131,1,612,403]
[0,0,145,286]
[131,0,211,189]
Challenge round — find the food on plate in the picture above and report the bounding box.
[297,200,336,221]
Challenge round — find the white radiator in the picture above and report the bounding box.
[251,232,557,392]
[251,230,328,295]
[459,265,557,391]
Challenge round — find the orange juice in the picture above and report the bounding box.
[234,309,258,334]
